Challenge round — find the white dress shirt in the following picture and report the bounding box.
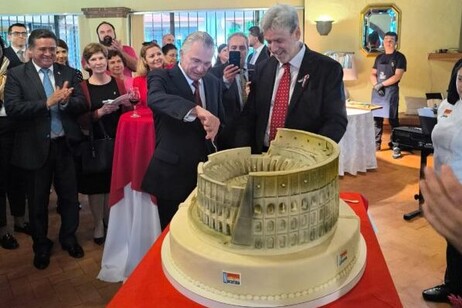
[264,43,306,146]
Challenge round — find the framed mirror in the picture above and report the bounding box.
[360,4,401,56]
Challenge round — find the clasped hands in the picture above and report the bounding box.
[373,82,385,96]
[373,82,383,91]
[195,105,220,141]
[46,81,74,108]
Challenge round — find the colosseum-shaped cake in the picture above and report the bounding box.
[162,129,367,307]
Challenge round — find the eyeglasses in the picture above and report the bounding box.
[10,32,28,37]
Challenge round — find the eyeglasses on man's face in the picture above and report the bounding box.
[10,32,28,37]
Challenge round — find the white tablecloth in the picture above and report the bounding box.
[97,184,161,282]
[338,108,377,176]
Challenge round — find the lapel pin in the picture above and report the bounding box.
[297,74,310,88]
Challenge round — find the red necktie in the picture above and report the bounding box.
[269,63,291,141]
[192,80,202,107]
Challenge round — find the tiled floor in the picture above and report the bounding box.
[0,131,452,307]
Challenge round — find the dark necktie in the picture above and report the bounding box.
[269,63,291,141]
[192,80,202,107]
[239,70,247,109]
[40,68,63,136]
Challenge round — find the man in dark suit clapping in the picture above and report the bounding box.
[142,31,224,230]
[235,4,348,154]
[4,29,87,269]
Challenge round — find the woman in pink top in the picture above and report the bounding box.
[132,42,164,107]
[107,49,133,91]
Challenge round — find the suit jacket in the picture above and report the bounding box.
[141,65,224,201]
[247,45,270,81]
[4,46,24,69]
[210,63,243,150]
[235,45,348,153]
[4,61,87,170]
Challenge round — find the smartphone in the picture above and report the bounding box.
[228,51,241,68]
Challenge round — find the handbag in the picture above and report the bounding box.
[80,115,115,175]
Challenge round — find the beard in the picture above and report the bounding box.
[100,36,113,47]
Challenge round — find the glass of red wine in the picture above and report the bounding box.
[128,87,141,118]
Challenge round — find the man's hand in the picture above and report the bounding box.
[245,81,251,97]
[110,39,137,72]
[223,64,240,84]
[374,82,385,96]
[46,81,74,107]
[110,39,123,52]
[373,82,383,91]
[195,106,220,141]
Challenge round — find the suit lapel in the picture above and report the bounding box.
[25,62,47,99]
[262,58,278,113]
[203,74,217,114]
[53,63,64,89]
[170,66,195,103]
[288,47,314,114]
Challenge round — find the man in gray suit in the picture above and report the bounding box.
[142,31,224,229]
[235,4,347,153]
[5,29,87,269]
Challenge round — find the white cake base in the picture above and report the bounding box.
[163,234,366,307]
[161,201,367,307]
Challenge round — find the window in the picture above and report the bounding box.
[0,14,81,69]
[141,9,266,49]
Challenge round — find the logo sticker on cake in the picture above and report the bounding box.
[223,271,241,285]
[338,249,348,267]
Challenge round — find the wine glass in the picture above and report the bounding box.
[128,87,141,118]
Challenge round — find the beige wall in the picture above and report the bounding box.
[304,0,462,106]
[3,0,461,109]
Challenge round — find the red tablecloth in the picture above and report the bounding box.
[109,107,155,206]
[108,192,402,308]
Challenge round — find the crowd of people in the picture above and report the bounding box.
[0,3,459,303]
[0,4,348,271]
[0,21,179,269]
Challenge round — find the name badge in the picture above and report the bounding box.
[442,109,452,118]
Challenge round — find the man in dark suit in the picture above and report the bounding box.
[247,26,270,81]
[235,4,347,153]
[4,23,28,69]
[4,29,87,269]
[142,31,224,230]
[3,23,30,239]
[210,32,249,150]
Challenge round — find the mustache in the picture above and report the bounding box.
[100,36,113,46]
